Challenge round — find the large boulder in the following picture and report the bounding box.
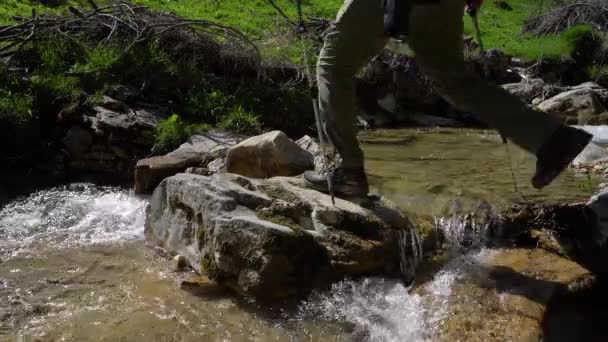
[145,173,417,301]
[537,88,607,124]
[226,131,314,178]
[134,131,242,194]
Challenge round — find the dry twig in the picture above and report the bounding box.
[523,0,608,36]
[0,0,261,65]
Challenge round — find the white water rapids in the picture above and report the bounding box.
[0,184,147,258]
[0,184,500,341]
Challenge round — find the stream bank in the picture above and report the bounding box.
[3,128,607,341]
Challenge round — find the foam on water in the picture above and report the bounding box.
[297,214,495,342]
[0,183,147,257]
[298,251,492,342]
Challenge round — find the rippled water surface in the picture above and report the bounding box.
[0,129,595,341]
[362,128,596,216]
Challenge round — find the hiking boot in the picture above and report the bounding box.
[303,167,369,198]
[532,125,592,190]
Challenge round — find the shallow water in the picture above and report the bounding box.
[0,129,596,341]
[362,128,596,216]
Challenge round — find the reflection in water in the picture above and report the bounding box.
[362,128,595,216]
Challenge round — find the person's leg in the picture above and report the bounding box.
[304,0,387,196]
[407,0,591,188]
[408,0,560,153]
[317,0,387,168]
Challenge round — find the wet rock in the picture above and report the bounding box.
[62,126,93,158]
[495,203,608,276]
[537,88,607,124]
[180,274,229,298]
[174,255,188,271]
[436,248,588,341]
[145,173,415,301]
[134,130,242,194]
[226,131,314,179]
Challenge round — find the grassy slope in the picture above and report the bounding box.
[464,0,588,60]
[0,0,588,61]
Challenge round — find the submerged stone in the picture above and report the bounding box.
[494,203,608,276]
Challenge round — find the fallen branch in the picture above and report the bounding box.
[0,0,261,66]
[523,0,608,36]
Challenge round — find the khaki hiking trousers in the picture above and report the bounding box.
[317,0,561,168]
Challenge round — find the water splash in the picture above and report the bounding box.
[298,278,429,341]
[0,183,147,258]
[398,228,423,284]
[433,199,497,251]
[297,214,497,342]
[434,213,489,250]
[298,249,494,342]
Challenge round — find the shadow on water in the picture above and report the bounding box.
[476,263,608,341]
[412,199,608,341]
[542,277,608,342]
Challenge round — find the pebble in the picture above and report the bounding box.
[174,255,188,271]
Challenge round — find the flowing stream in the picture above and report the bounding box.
[0,129,597,341]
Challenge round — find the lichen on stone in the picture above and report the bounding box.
[258,184,300,203]
[256,208,304,233]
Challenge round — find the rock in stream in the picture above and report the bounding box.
[145,172,418,302]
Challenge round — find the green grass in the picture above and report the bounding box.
[0,90,33,124]
[0,0,90,24]
[588,64,608,87]
[152,114,210,154]
[464,0,593,60]
[1,0,594,62]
